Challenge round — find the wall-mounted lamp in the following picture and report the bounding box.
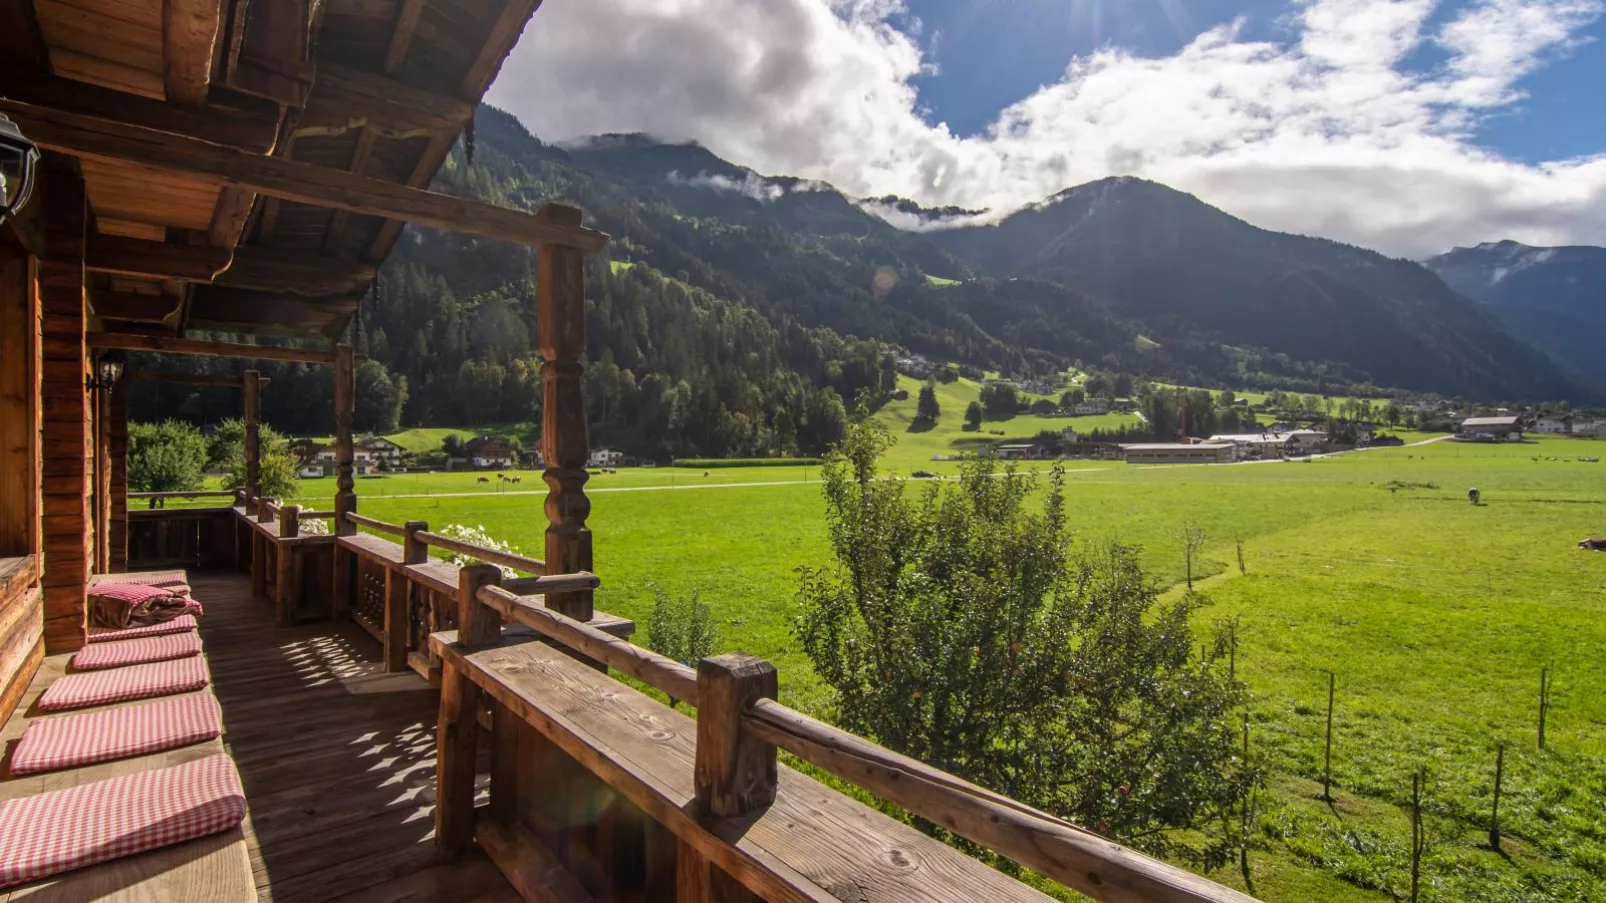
[86,358,124,392]
[0,113,40,226]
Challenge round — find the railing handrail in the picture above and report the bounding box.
[742,700,1252,903]
[477,583,697,704]
[344,511,406,537]
[418,530,546,576]
[299,509,335,519]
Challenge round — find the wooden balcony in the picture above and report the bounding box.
[0,502,1257,902]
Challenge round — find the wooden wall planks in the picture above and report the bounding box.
[0,242,39,557]
[36,161,91,654]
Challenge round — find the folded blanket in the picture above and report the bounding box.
[88,583,193,630]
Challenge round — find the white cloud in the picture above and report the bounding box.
[487,0,1606,258]
[665,169,785,201]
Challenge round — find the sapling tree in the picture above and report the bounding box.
[796,417,1255,866]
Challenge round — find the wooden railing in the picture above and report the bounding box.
[128,506,236,570]
[330,511,630,684]
[423,570,1256,903]
[230,494,336,625]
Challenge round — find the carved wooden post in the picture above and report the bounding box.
[332,343,356,536]
[275,505,300,626]
[537,204,592,622]
[250,498,269,600]
[437,563,501,856]
[242,370,261,502]
[403,520,429,565]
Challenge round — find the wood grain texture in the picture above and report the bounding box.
[4,100,609,251]
[163,0,221,105]
[439,637,1061,903]
[0,247,39,556]
[434,660,481,856]
[694,655,777,819]
[87,332,336,363]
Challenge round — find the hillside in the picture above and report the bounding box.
[928,178,1590,401]
[1423,240,1606,387]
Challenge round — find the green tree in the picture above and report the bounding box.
[216,420,299,499]
[796,418,1253,866]
[916,380,940,422]
[964,401,983,431]
[355,360,408,433]
[127,420,208,493]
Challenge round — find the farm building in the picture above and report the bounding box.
[1209,433,1295,460]
[0,0,1250,896]
[356,435,405,466]
[588,447,626,467]
[464,436,519,468]
[1458,416,1525,441]
[1121,442,1236,464]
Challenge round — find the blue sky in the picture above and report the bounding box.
[904,0,1605,162]
[492,0,1606,256]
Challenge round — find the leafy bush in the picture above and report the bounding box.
[215,418,299,500]
[646,590,716,702]
[796,416,1255,866]
[128,421,208,493]
[672,458,822,468]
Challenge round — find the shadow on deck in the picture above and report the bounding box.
[192,572,513,903]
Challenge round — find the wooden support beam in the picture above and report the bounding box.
[107,382,127,571]
[86,233,376,295]
[538,205,594,622]
[332,344,356,534]
[164,0,223,106]
[294,64,474,140]
[242,371,261,502]
[90,291,183,324]
[4,100,610,251]
[87,333,336,363]
[0,67,279,152]
[126,370,247,387]
[0,244,39,556]
[384,0,427,74]
[323,129,378,256]
[185,286,360,339]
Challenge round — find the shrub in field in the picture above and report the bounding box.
[646,590,716,705]
[672,458,822,468]
[796,416,1255,866]
[128,420,208,493]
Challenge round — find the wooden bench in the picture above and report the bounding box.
[0,650,254,901]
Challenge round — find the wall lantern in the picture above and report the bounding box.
[0,113,40,225]
[87,358,124,392]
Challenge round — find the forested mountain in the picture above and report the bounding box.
[927,178,1590,402]
[1423,241,1606,386]
[128,106,1601,452]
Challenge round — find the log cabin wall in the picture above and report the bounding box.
[36,163,91,654]
[0,231,45,726]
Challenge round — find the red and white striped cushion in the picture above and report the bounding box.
[88,614,199,643]
[0,753,246,888]
[10,695,223,775]
[38,657,209,712]
[70,632,201,671]
[92,571,193,598]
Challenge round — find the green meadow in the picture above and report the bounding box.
[280,430,1606,901]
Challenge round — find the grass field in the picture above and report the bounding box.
[278,430,1606,901]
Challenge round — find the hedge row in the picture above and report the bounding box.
[671,458,824,468]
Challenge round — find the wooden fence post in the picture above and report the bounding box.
[250,499,269,601]
[457,563,502,648]
[683,654,777,901]
[536,204,593,623]
[436,563,502,856]
[383,520,428,672]
[275,505,299,626]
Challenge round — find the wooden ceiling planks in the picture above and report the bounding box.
[35,0,166,98]
[79,157,223,234]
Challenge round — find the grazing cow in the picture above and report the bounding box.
[1467,487,1481,505]
[1580,537,1606,551]
[477,477,490,484]
[511,476,521,484]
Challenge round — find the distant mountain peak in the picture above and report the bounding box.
[560,132,702,151]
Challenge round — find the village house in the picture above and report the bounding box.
[588,447,626,468]
[1458,415,1525,442]
[464,436,520,469]
[1121,442,1236,464]
[1072,398,1110,416]
[356,435,405,468]
[292,440,378,478]
[1535,413,1571,433]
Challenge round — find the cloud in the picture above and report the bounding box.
[486,0,1606,258]
[665,169,785,201]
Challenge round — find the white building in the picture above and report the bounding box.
[1457,416,1524,442]
[588,447,625,468]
